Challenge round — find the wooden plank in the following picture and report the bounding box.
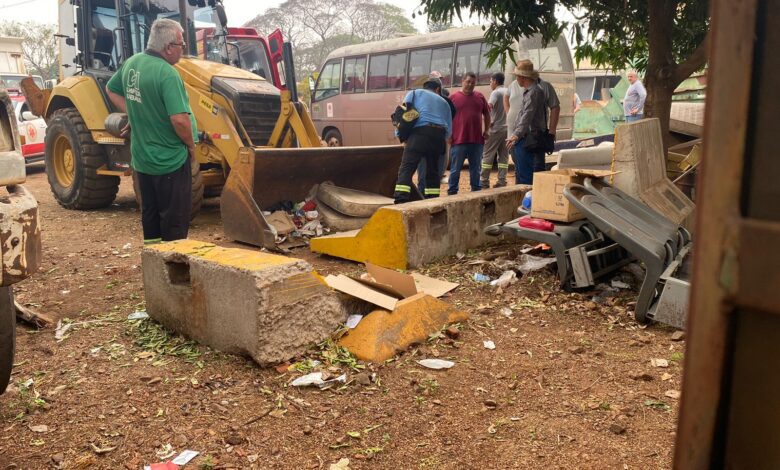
[673,0,759,468]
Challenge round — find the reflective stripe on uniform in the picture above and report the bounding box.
[394,184,411,193]
[481,163,492,169]
[144,238,162,245]
[497,163,509,169]
[424,187,440,195]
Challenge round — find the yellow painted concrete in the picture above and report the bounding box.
[338,293,468,363]
[149,239,302,271]
[309,209,408,269]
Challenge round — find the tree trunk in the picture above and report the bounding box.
[645,0,710,148]
[645,0,677,148]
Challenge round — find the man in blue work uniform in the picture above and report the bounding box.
[393,76,453,203]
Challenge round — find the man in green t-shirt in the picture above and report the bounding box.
[106,18,197,244]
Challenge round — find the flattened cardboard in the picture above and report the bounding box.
[325,264,460,311]
[365,262,417,297]
[325,274,397,310]
[411,273,459,298]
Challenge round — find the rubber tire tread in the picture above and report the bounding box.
[44,108,119,209]
[0,287,15,394]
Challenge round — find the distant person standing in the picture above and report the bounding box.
[106,18,197,244]
[480,72,509,188]
[447,72,490,195]
[392,76,452,203]
[623,71,647,122]
[504,59,560,175]
[506,63,546,185]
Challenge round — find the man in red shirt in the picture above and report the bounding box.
[447,72,490,195]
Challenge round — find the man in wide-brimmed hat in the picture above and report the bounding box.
[506,61,548,184]
[504,59,560,174]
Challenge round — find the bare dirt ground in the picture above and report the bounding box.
[0,164,681,469]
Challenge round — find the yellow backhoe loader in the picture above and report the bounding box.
[22,0,402,249]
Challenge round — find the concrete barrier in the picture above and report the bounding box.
[142,240,345,365]
[310,185,529,270]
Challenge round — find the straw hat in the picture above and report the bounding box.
[514,59,539,80]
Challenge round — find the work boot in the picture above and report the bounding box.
[480,180,490,189]
[494,181,507,188]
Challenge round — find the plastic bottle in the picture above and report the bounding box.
[521,191,533,211]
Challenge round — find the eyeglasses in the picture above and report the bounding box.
[169,41,186,49]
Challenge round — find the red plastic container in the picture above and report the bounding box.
[518,215,555,232]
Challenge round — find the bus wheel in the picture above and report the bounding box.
[324,129,342,147]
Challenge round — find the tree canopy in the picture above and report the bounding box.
[0,21,58,80]
[246,0,417,79]
[418,0,710,140]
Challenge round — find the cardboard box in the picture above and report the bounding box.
[530,169,617,222]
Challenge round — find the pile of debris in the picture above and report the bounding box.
[264,182,393,247]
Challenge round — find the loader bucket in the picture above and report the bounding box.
[221,145,404,248]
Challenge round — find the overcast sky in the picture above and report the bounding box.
[0,0,458,32]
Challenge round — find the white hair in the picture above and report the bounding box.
[146,18,183,53]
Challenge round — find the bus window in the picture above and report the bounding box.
[517,36,569,72]
[430,47,453,86]
[454,42,480,84]
[314,59,341,101]
[387,52,406,89]
[342,57,367,93]
[368,54,389,90]
[369,52,407,91]
[478,42,503,84]
[408,48,431,88]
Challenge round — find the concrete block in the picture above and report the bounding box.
[338,293,468,363]
[142,240,345,365]
[310,185,529,270]
[318,182,394,218]
[316,198,370,232]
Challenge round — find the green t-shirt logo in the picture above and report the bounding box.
[127,69,142,104]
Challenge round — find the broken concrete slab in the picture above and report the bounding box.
[316,199,370,232]
[310,186,529,270]
[142,240,345,365]
[338,293,468,363]
[317,182,394,218]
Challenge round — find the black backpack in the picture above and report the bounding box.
[391,90,420,143]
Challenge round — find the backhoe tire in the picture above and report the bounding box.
[132,157,204,221]
[0,287,15,394]
[45,108,119,209]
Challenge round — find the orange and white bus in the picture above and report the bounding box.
[309,26,575,147]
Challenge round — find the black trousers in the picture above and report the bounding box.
[136,159,191,243]
[394,126,446,203]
